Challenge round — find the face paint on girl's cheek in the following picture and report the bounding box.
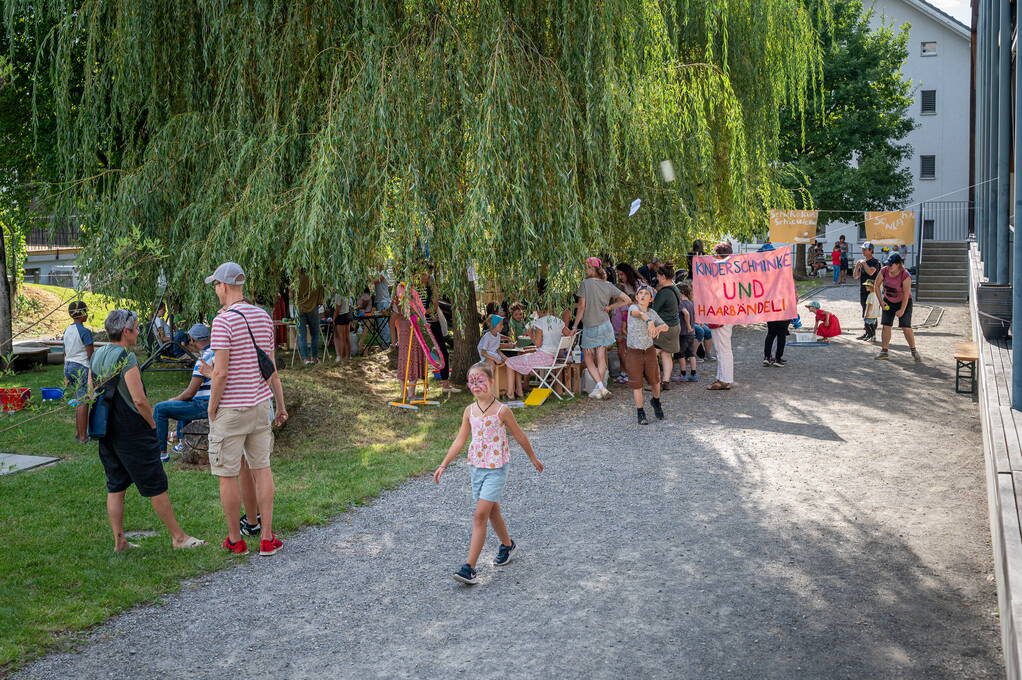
[467,375,490,393]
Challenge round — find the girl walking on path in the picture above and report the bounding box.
[434,362,544,585]
[627,287,667,425]
[707,243,736,391]
[831,245,842,284]
[807,301,841,341]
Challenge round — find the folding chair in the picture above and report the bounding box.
[529,332,579,400]
[139,322,196,373]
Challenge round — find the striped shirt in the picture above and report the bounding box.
[210,302,274,408]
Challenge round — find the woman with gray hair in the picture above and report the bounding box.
[90,309,205,551]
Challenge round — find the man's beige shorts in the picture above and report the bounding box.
[208,400,273,477]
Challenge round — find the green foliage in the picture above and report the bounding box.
[779,0,915,228]
[7,1,825,309]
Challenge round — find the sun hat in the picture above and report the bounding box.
[204,262,246,285]
[806,301,821,310]
[187,323,211,340]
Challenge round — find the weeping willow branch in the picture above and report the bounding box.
[6,0,826,312]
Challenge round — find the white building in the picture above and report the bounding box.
[823,0,972,259]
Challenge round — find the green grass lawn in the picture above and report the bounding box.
[0,356,570,673]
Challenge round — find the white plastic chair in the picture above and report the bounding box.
[529,331,579,399]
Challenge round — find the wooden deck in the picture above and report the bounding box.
[970,244,1022,679]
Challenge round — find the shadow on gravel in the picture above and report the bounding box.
[12,303,999,680]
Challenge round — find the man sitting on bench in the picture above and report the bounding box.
[153,324,214,462]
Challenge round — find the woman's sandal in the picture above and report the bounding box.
[706,381,731,391]
[174,536,207,549]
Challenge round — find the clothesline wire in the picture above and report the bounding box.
[789,176,995,238]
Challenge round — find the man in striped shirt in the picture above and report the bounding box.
[206,262,289,557]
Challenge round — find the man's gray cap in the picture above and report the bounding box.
[204,262,246,285]
[188,323,211,340]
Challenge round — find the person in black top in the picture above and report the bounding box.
[853,241,882,341]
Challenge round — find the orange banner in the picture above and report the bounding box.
[865,211,915,245]
[769,210,819,244]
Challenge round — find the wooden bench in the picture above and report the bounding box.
[955,341,979,394]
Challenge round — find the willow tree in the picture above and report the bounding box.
[6,0,824,378]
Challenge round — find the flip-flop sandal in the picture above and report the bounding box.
[706,382,731,391]
[174,537,207,549]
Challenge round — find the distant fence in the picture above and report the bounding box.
[25,227,81,249]
[23,271,75,288]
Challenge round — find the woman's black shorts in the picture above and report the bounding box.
[880,298,913,328]
[98,428,168,497]
[335,312,352,326]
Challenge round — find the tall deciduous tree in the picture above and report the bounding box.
[779,0,914,276]
[9,1,825,378]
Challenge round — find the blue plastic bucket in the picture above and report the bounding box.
[40,387,64,401]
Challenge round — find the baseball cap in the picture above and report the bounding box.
[490,314,504,329]
[187,323,210,340]
[204,262,246,285]
[806,300,821,310]
[861,241,874,251]
[887,252,903,265]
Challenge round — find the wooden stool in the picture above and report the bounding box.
[954,341,978,394]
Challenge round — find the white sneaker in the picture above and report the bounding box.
[588,389,602,399]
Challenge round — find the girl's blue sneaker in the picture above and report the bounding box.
[453,563,479,584]
[493,541,516,567]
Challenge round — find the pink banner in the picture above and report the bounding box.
[692,250,797,325]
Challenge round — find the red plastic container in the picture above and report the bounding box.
[0,388,30,412]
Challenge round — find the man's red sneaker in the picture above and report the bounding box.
[259,534,283,556]
[222,537,248,555]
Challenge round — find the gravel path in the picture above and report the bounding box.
[18,285,1001,679]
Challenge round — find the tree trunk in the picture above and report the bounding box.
[794,243,809,281]
[0,231,14,362]
[450,266,480,384]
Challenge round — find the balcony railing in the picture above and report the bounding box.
[25,227,81,249]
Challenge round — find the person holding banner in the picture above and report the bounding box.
[707,243,736,391]
[873,253,920,362]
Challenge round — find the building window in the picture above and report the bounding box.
[923,219,935,240]
[921,90,937,115]
[921,41,937,56]
[920,155,936,179]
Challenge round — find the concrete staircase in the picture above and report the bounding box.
[915,240,969,303]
